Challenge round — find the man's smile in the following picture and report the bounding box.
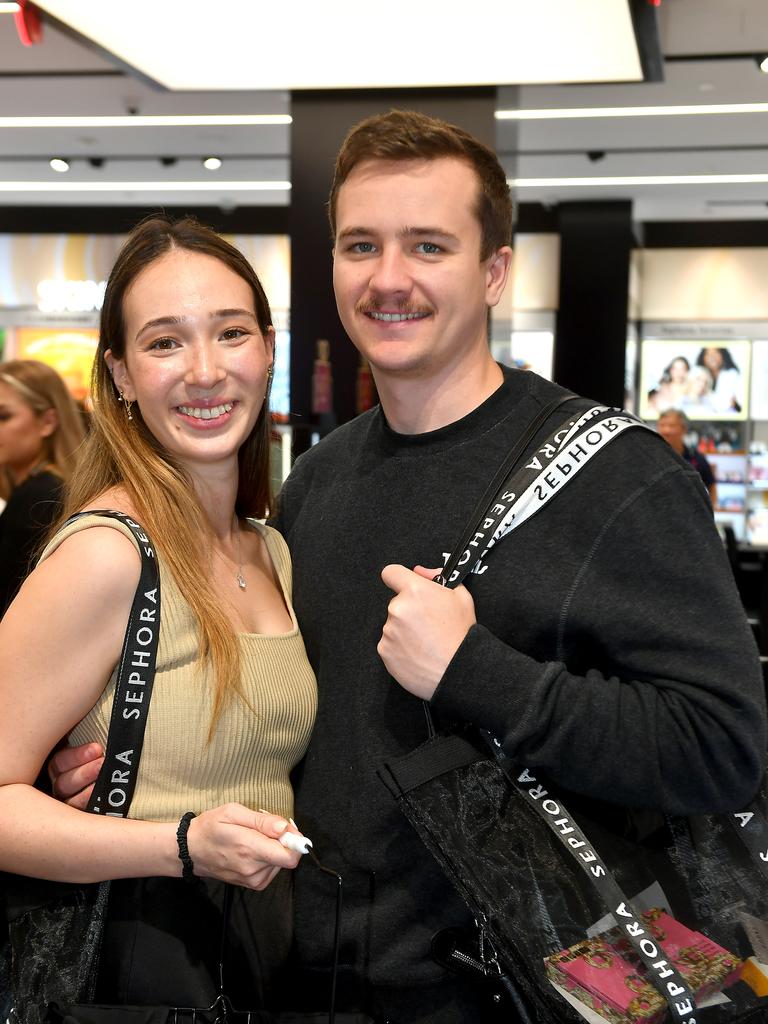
[365,311,430,322]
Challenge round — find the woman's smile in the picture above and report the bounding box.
[175,400,237,426]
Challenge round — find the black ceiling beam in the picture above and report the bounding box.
[514,203,559,233]
[665,52,767,63]
[0,205,290,234]
[629,0,664,83]
[643,220,768,248]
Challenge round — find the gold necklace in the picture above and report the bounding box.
[234,515,247,591]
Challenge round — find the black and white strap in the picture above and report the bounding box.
[56,509,161,819]
[439,399,651,588]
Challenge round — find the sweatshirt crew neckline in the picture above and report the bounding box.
[374,364,539,456]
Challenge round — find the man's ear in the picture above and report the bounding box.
[105,349,134,401]
[485,246,513,308]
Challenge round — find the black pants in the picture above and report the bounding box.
[94,875,292,1012]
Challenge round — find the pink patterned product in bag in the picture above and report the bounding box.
[545,909,743,1024]
[546,936,666,1024]
[609,909,743,1004]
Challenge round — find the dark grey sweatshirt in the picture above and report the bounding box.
[272,366,765,1001]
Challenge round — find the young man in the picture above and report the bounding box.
[657,407,718,505]
[53,111,765,1024]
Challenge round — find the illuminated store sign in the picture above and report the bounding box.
[37,278,107,313]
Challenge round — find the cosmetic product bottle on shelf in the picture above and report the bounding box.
[355,355,376,415]
[311,338,336,435]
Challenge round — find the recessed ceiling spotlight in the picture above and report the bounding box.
[49,157,70,173]
[87,157,105,168]
[160,156,177,167]
[759,56,768,74]
[203,156,222,171]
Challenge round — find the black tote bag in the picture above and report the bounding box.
[379,403,768,1024]
[4,511,161,1024]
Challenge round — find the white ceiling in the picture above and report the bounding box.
[1,0,767,220]
[32,0,644,90]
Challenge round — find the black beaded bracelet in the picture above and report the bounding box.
[176,811,197,881]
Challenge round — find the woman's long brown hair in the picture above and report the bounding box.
[63,215,274,736]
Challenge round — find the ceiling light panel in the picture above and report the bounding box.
[497,101,768,119]
[34,0,643,89]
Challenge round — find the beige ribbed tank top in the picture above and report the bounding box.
[39,515,317,823]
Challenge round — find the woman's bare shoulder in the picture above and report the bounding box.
[0,491,148,782]
[41,488,144,593]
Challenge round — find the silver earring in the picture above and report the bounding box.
[118,388,133,421]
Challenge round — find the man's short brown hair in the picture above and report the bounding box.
[328,109,514,261]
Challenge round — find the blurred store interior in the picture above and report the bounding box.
[2,0,768,550]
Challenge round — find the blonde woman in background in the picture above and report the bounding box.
[0,359,85,614]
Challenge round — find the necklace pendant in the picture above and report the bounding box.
[236,572,247,591]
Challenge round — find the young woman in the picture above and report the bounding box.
[0,359,85,614]
[696,346,742,413]
[646,355,689,414]
[0,217,317,1012]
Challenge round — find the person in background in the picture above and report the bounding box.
[657,407,718,505]
[0,359,85,615]
[696,346,742,413]
[680,364,717,418]
[647,354,690,413]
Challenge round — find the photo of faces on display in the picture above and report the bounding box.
[640,340,750,420]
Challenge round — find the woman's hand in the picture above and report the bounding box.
[186,803,305,890]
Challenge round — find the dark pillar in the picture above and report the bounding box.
[554,201,634,408]
[289,88,496,443]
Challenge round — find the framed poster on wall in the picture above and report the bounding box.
[639,340,750,421]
